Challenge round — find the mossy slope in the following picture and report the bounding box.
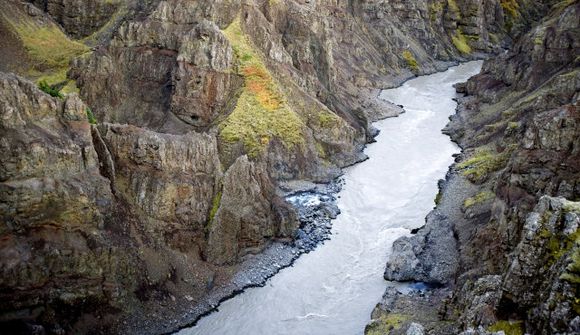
[0,1,88,93]
[219,18,305,157]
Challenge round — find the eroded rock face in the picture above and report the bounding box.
[0,73,137,331]
[503,197,579,332]
[205,155,297,265]
[377,2,580,334]
[70,0,242,133]
[1,0,576,333]
[100,124,222,228]
[29,0,121,38]
[384,212,458,285]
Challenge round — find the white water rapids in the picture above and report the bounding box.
[177,61,483,335]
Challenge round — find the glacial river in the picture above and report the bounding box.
[177,61,483,335]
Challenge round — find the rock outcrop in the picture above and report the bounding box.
[376,2,579,334]
[28,0,121,38]
[0,73,135,333]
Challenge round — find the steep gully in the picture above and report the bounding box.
[175,62,483,335]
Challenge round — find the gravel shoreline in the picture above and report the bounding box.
[117,178,346,335]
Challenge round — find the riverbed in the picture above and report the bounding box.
[176,61,483,335]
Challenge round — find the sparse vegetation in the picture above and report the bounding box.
[500,0,520,30]
[38,80,63,98]
[219,18,305,157]
[86,108,97,124]
[560,247,580,284]
[37,68,79,95]
[365,314,409,335]
[500,0,520,18]
[208,190,223,224]
[13,24,88,71]
[452,30,472,54]
[317,109,342,128]
[429,2,444,22]
[402,50,419,72]
[435,190,443,205]
[538,204,580,268]
[457,148,509,183]
[447,0,461,16]
[464,191,495,208]
[3,15,88,94]
[488,320,524,335]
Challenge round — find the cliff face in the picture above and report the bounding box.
[0,73,135,333]
[374,2,579,334]
[0,0,569,333]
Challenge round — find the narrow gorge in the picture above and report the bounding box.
[0,1,578,335]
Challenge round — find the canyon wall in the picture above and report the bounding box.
[0,0,568,333]
[371,2,579,334]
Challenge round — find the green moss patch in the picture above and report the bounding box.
[219,18,305,157]
[402,50,419,72]
[488,320,524,335]
[208,190,222,224]
[457,148,509,183]
[39,80,63,99]
[2,12,88,93]
[464,191,495,208]
[86,108,97,124]
[452,30,472,54]
[365,314,409,335]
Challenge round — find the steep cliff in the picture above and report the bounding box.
[0,0,569,333]
[372,2,579,334]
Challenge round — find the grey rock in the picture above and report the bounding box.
[406,322,425,335]
[384,212,458,285]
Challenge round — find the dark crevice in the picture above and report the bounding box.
[90,125,117,194]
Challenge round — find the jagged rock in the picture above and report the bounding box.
[205,155,297,265]
[1,0,578,333]
[0,72,112,231]
[171,20,239,128]
[0,72,134,330]
[384,212,458,284]
[28,0,120,38]
[70,0,242,133]
[501,197,580,332]
[373,3,580,335]
[99,123,222,227]
[455,275,503,327]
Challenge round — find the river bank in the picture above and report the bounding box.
[171,61,483,335]
[368,4,580,334]
[109,58,473,335]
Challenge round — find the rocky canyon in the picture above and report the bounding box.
[0,0,578,334]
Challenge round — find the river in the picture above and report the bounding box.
[177,61,483,335]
